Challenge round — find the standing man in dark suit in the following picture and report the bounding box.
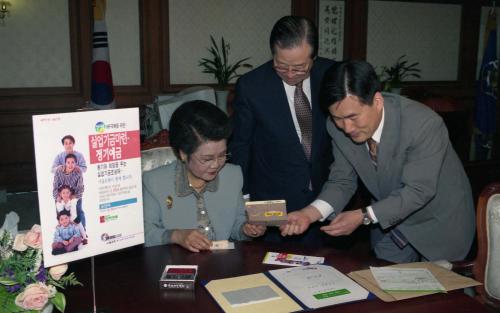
[281,60,475,262]
[229,16,335,244]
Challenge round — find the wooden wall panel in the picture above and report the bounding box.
[0,0,498,193]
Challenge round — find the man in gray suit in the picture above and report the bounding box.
[281,60,475,263]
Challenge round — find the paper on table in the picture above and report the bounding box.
[210,240,235,250]
[268,265,369,309]
[348,262,481,302]
[205,273,302,313]
[370,267,446,292]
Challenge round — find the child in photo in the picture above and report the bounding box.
[52,210,82,255]
[53,153,86,228]
[55,185,87,243]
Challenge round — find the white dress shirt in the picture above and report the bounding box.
[313,107,385,223]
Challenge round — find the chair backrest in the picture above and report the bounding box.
[156,86,216,129]
[141,146,177,173]
[474,182,500,308]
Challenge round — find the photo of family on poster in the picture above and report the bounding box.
[51,135,88,255]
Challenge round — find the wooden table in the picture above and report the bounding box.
[65,241,488,313]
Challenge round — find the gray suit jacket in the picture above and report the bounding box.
[319,93,475,261]
[142,160,248,247]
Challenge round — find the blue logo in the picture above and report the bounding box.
[95,122,106,133]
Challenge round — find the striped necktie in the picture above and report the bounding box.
[294,81,313,160]
[367,137,377,166]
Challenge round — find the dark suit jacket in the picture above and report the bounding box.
[229,58,334,212]
[320,93,475,261]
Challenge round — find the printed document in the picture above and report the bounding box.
[370,267,446,292]
[268,265,369,309]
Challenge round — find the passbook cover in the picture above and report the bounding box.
[204,265,370,313]
[245,200,288,226]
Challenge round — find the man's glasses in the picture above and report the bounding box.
[192,153,231,167]
[273,59,314,75]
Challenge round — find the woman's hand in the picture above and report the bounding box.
[242,223,266,238]
[171,229,212,252]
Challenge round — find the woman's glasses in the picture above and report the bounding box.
[192,153,231,167]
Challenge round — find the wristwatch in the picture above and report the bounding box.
[361,207,372,225]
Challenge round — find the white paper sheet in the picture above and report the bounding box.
[370,267,446,292]
[268,265,369,309]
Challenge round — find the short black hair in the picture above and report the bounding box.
[169,100,231,158]
[270,16,318,58]
[321,60,381,112]
[61,135,75,145]
[58,184,74,195]
[57,209,71,220]
[65,153,77,163]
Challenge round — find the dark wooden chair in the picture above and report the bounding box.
[453,182,500,310]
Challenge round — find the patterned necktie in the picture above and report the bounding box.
[367,138,378,166]
[294,81,313,160]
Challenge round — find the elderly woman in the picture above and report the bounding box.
[143,100,266,251]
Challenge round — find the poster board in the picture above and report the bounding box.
[33,108,144,267]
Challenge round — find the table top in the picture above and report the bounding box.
[65,241,488,313]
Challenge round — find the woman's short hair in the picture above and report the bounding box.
[65,153,77,163]
[320,60,381,112]
[169,100,231,158]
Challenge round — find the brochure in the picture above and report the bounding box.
[262,252,324,267]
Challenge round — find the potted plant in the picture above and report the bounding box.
[380,55,421,93]
[199,35,253,112]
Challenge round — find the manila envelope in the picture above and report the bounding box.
[348,262,481,302]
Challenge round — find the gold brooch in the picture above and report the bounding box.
[166,195,173,209]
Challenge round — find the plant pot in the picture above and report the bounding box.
[215,90,229,114]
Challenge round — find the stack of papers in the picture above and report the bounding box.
[370,267,446,292]
[348,262,481,302]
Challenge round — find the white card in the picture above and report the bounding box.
[210,240,235,250]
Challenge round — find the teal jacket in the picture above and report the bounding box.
[142,160,248,247]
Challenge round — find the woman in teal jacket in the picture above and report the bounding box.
[143,100,266,251]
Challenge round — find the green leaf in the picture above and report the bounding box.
[51,292,66,313]
[0,277,18,285]
[49,279,64,289]
[198,34,253,86]
[0,286,23,313]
